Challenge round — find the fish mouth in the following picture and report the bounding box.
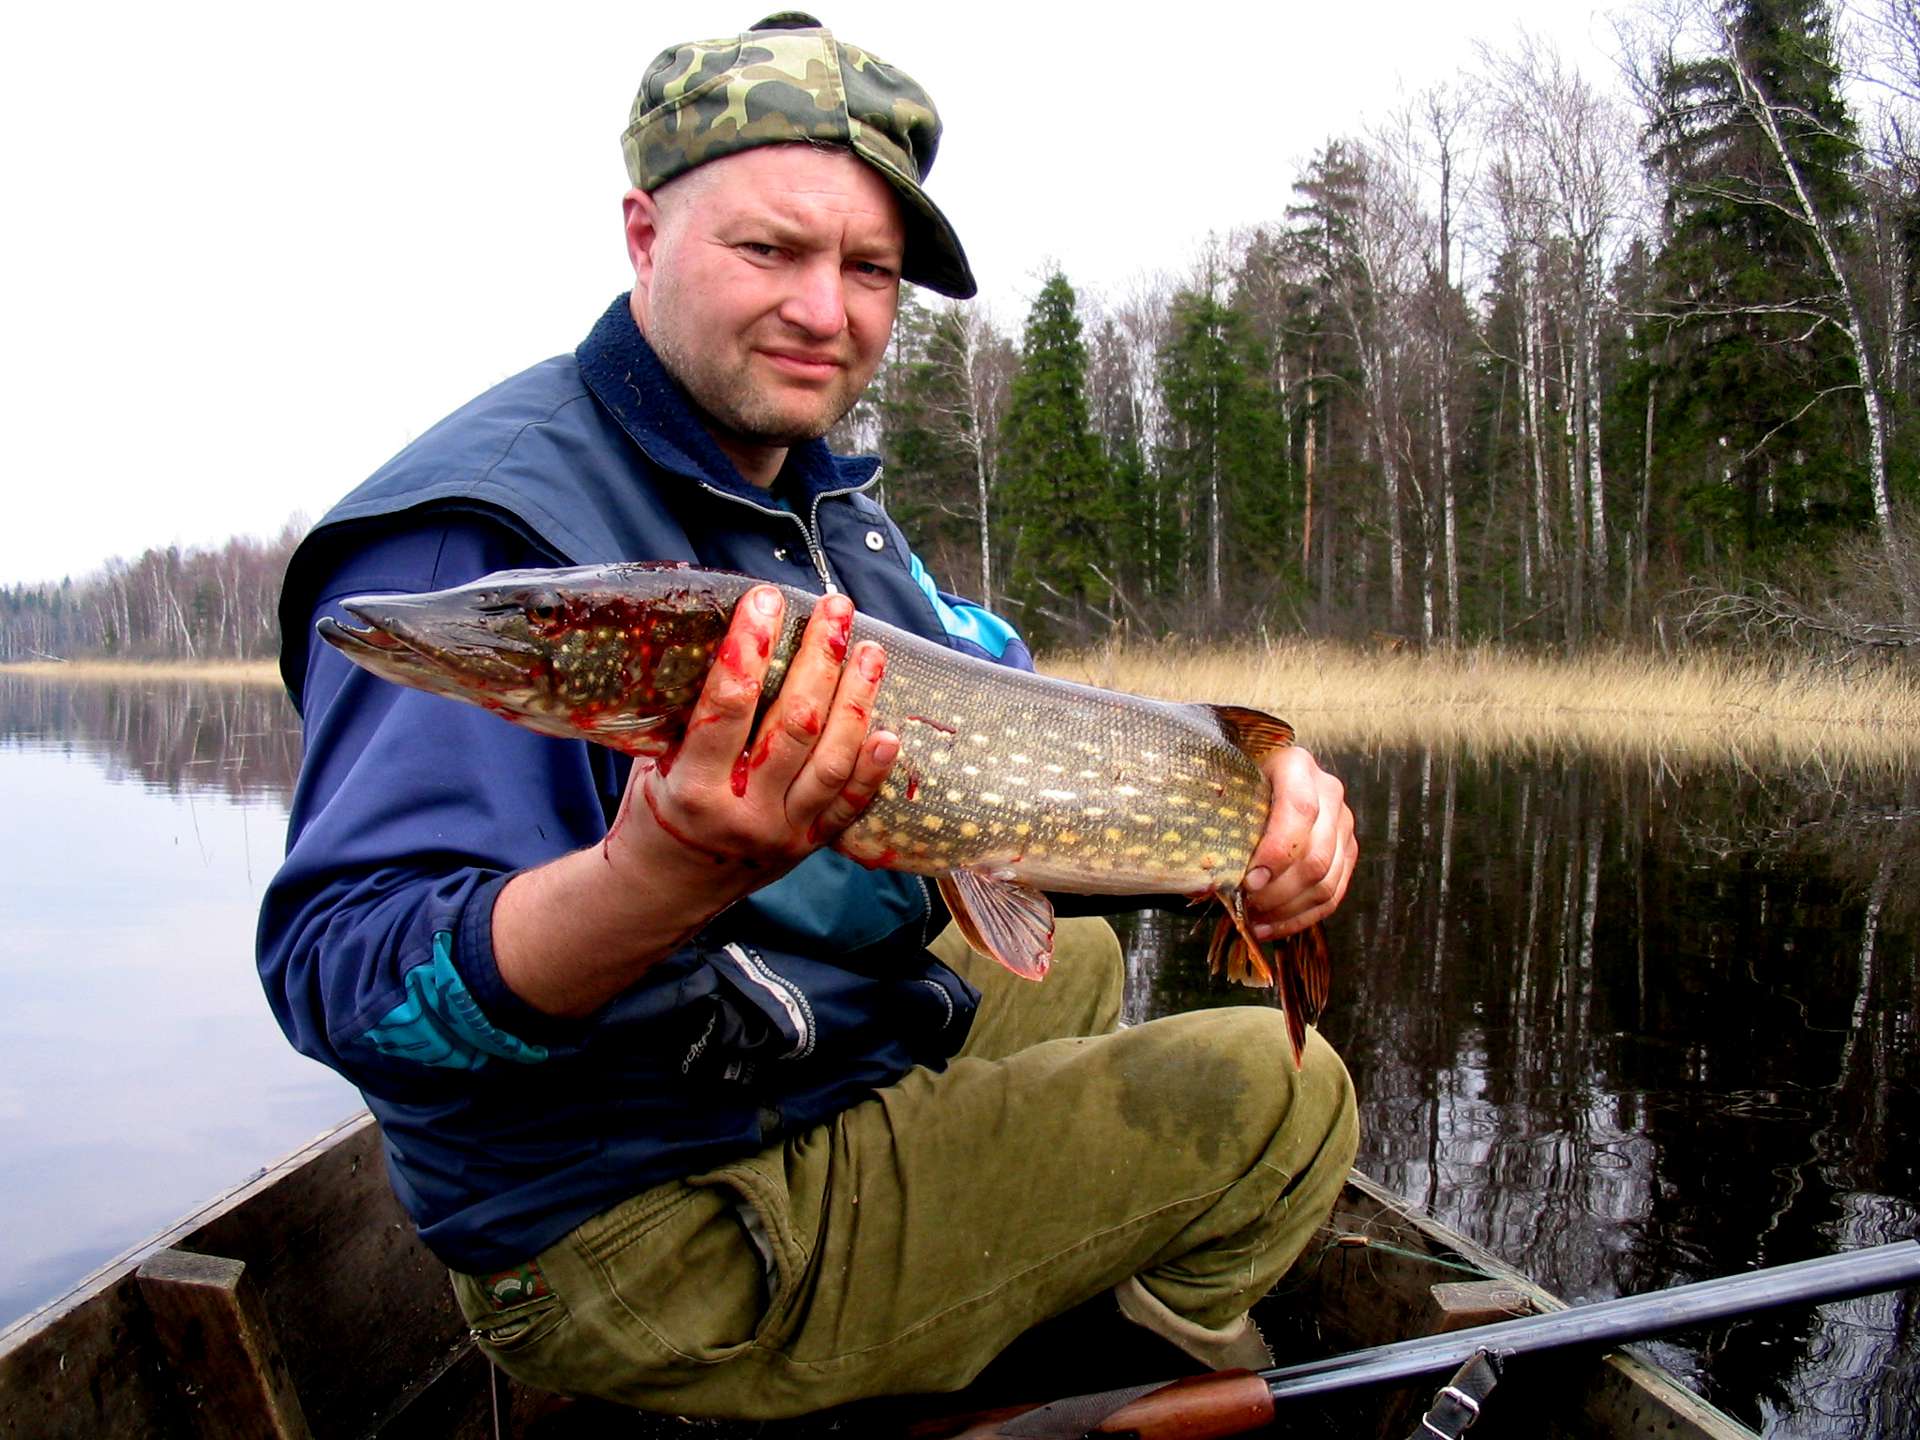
[318,595,538,691]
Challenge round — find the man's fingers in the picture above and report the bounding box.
[807,728,900,846]
[787,639,887,817]
[747,593,856,796]
[673,584,783,774]
[1246,747,1359,937]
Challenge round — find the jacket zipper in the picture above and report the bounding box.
[671,467,886,598]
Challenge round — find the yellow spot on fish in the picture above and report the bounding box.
[1203,826,1223,839]
[1219,806,1240,820]
[1083,806,1106,818]
[1132,813,1155,825]
[972,733,990,745]
[960,821,980,838]
[922,815,944,831]
[981,791,1004,805]
[881,783,900,800]
[1161,830,1182,844]
[1015,821,1032,836]
[933,749,952,765]
[946,789,966,803]
[1124,844,1149,857]
[1078,769,1099,781]
[1166,795,1189,808]
[1116,785,1141,798]
[1045,763,1065,775]
[1170,851,1189,864]
[1009,753,1030,765]
[1056,831,1081,845]
[1007,775,1028,787]
[1104,827,1124,841]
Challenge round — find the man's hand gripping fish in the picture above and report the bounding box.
[317,563,1332,1065]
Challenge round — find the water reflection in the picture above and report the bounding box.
[0,673,300,803]
[0,674,352,1330]
[1120,747,1920,1437]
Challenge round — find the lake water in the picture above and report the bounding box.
[1,674,1914,1436]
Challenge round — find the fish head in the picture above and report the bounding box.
[317,563,762,754]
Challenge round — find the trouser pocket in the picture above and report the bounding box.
[569,1178,774,1368]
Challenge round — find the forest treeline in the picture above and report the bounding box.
[8,0,1920,664]
[846,0,1920,654]
[0,523,302,664]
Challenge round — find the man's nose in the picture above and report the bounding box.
[779,257,848,339]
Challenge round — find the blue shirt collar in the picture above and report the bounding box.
[574,295,881,507]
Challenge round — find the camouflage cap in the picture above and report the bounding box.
[622,12,976,299]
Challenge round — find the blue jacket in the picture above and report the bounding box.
[259,298,1031,1271]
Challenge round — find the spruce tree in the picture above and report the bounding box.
[997,270,1112,646]
[1157,285,1290,623]
[1645,0,1867,554]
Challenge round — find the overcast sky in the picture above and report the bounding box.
[1,1,1620,587]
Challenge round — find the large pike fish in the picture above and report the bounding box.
[317,564,1330,1064]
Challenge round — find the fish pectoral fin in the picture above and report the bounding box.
[1206,704,1295,763]
[938,872,1056,981]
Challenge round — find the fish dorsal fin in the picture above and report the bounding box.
[938,872,1056,981]
[1207,704,1295,763]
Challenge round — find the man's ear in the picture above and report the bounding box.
[624,188,663,292]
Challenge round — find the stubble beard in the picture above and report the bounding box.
[647,305,863,451]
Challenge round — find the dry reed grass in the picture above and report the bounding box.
[0,659,280,684]
[1046,639,1920,773]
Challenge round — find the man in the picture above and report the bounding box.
[260,12,1359,1420]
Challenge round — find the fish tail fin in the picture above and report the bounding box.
[1212,889,1329,1070]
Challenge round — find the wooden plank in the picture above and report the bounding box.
[135,1248,311,1439]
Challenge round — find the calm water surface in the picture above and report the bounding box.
[2,675,1914,1435]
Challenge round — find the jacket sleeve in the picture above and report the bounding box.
[257,517,621,1095]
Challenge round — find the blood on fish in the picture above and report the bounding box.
[905,714,955,735]
[905,771,921,802]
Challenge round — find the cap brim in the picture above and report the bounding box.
[887,178,976,300]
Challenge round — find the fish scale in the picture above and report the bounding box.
[845,616,1271,897]
[316,562,1330,1066]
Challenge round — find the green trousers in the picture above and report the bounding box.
[452,918,1357,1419]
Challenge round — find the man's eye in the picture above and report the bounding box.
[851,261,897,281]
[740,242,782,259]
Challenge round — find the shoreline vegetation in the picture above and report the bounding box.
[1050,641,1920,770]
[0,658,280,684]
[9,645,1920,769]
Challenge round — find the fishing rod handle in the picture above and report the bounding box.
[915,1369,1274,1439]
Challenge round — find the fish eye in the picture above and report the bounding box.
[524,590,562,624]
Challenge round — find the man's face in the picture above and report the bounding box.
[627,145,905,466]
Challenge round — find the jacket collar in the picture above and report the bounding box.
[574,295,881,507]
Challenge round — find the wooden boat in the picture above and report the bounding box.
[0,1111,1756,1439]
